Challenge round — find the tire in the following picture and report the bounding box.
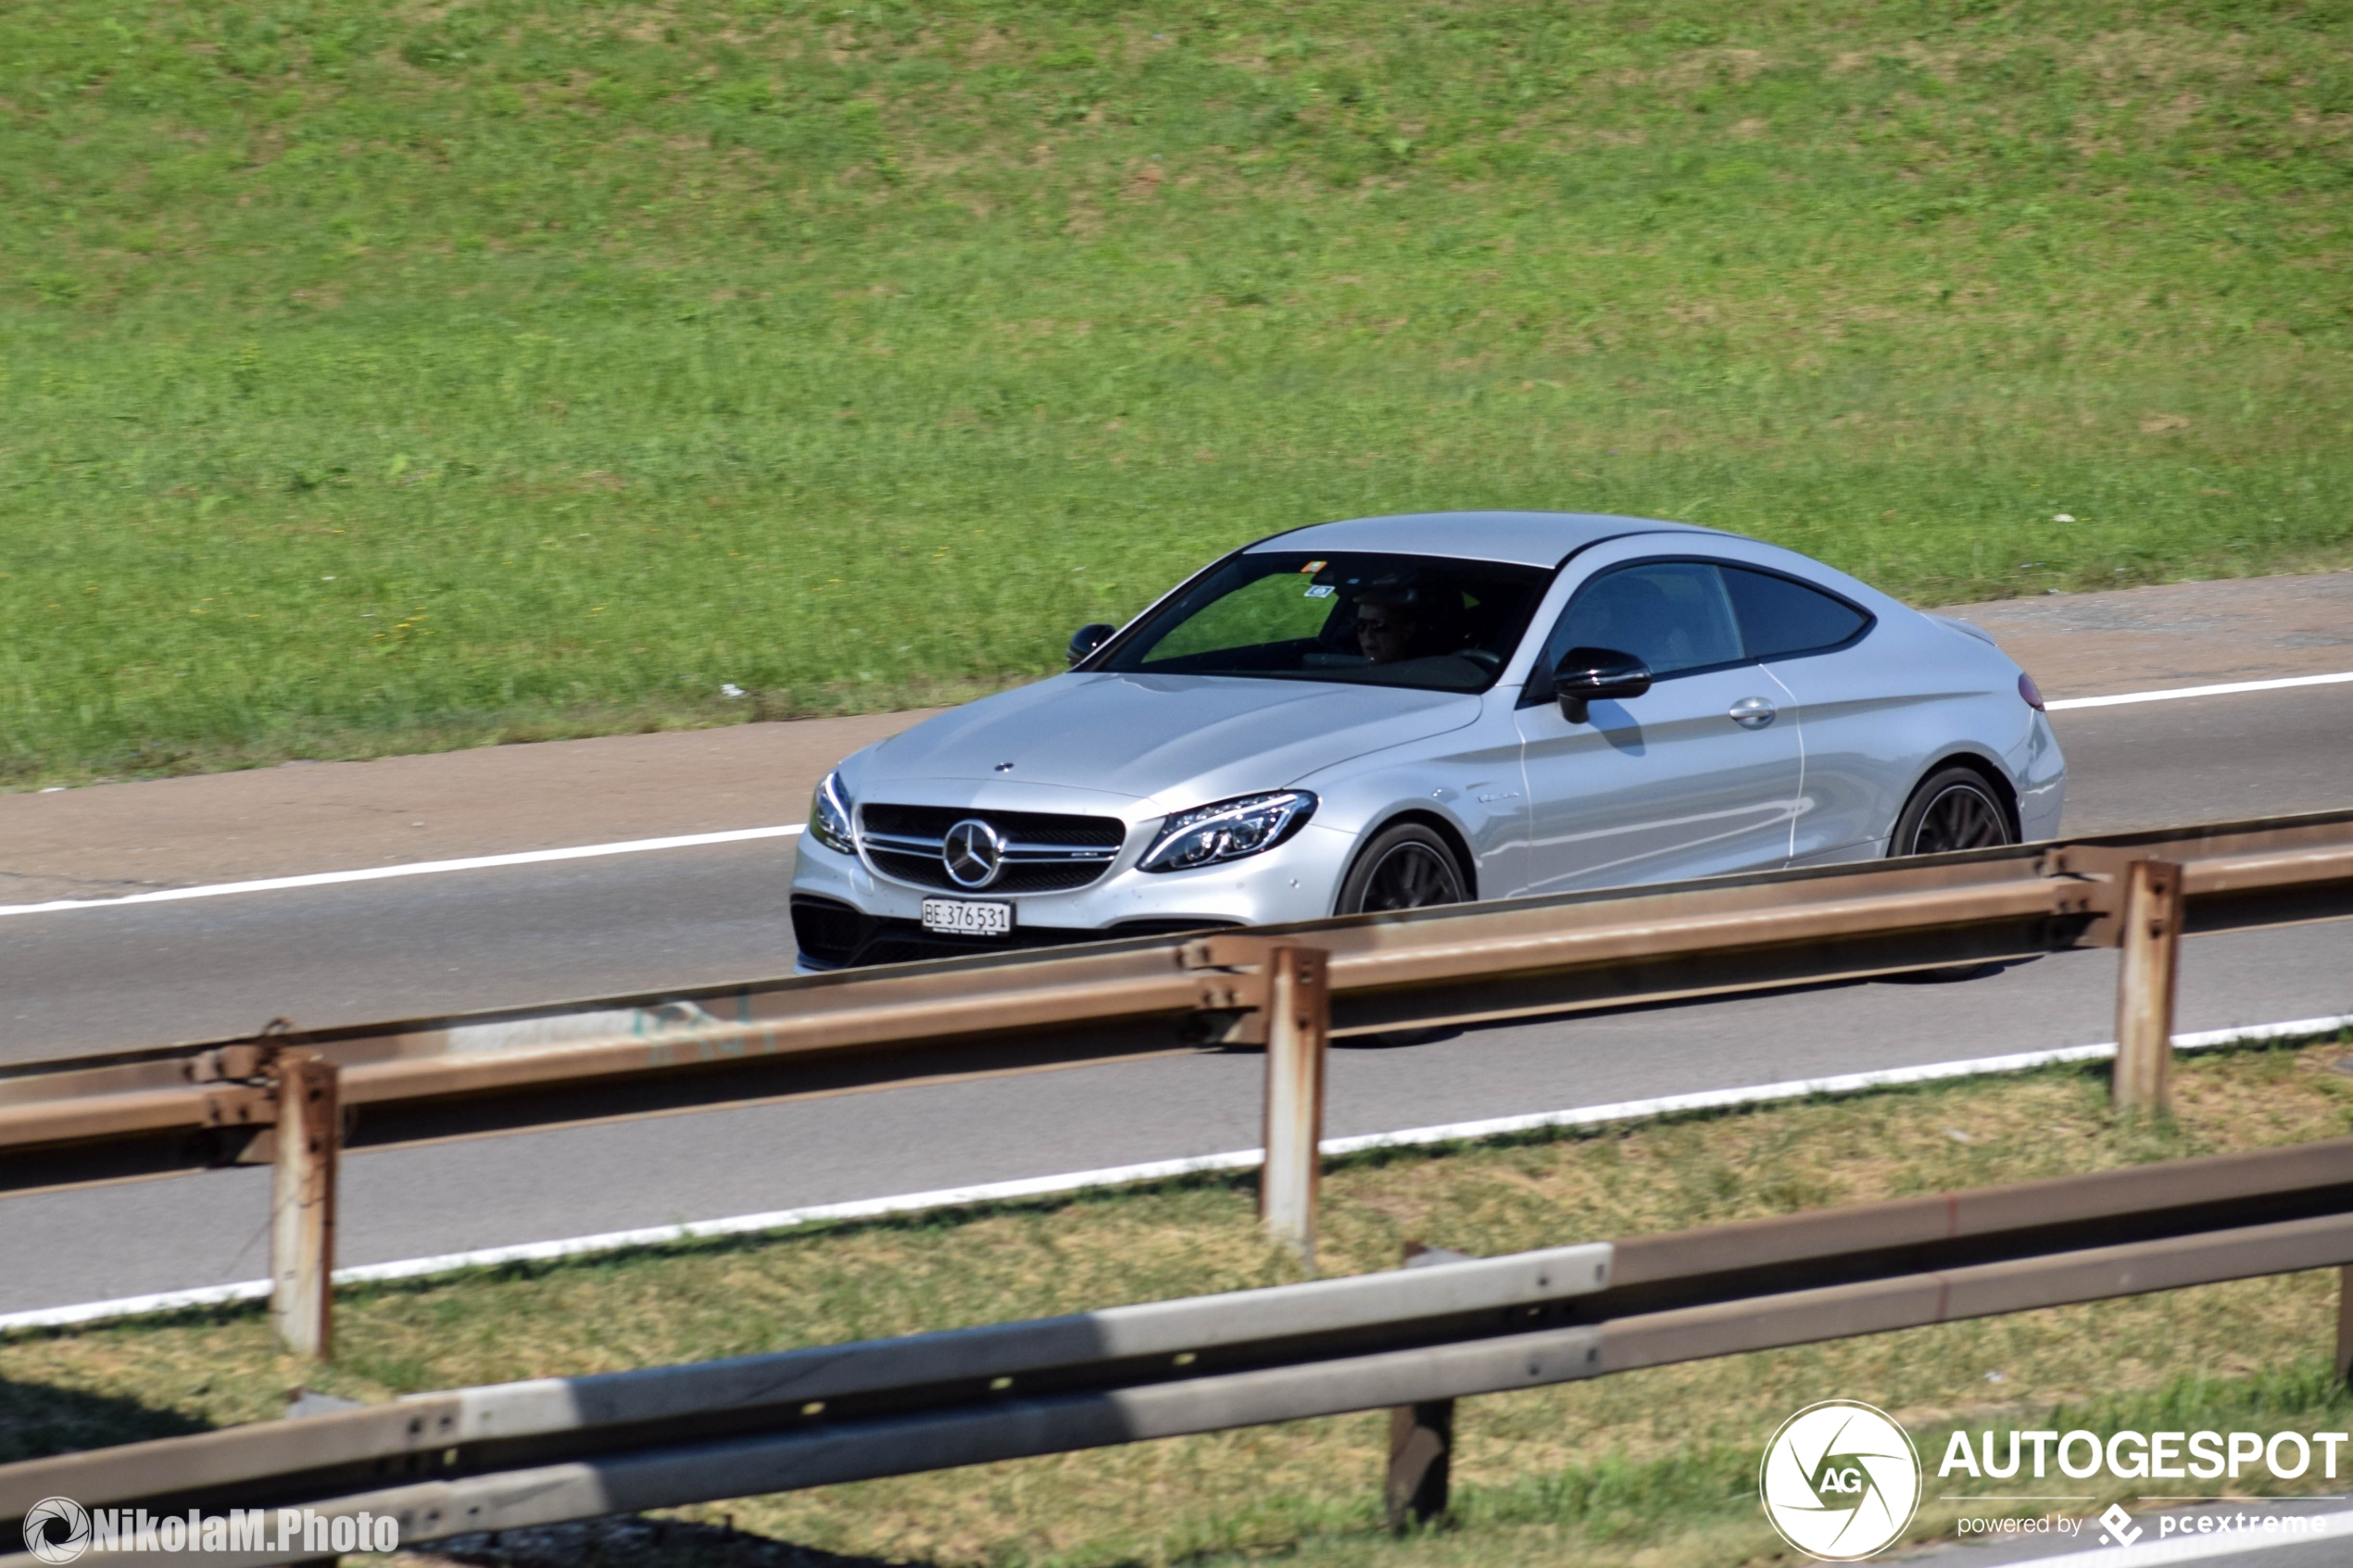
[1335,822,1469,1046]
[1885,765,2016,983]
[1889,766,2015,858]
[1337,822,1468,916]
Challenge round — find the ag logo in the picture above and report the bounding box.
[1759,1400,1922,1562]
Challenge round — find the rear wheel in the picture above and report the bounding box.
[1891,766,2014,858]
[1886,765,2016,982]
[1338,822,1467,915]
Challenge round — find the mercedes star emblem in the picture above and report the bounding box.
[942,818,1006,889]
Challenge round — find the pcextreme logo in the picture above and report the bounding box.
[1759,1400,1925,1562]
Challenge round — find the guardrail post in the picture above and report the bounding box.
[2337,1269,2353,1385]
[270,1053,340,1361]
[1261,943,1330,1269]
[1386,1243,1468,1530]
[2113,859,2184,1113]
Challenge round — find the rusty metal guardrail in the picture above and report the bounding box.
[4,808,2352,1355]
[7,808,2350,1187]
[13,1134,2353,1566]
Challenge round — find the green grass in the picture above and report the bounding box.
[4,0,2350,784]
[9,1034,2353,1566]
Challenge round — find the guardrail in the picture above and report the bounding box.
[6,808,2353,1354]
[12,1134,2353,1566]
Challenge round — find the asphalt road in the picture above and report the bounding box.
[4,684,2348,1065]
[2049,684,2353,833]
[1,684,2348,1317]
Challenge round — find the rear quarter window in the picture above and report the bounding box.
[1722,566,1871,660]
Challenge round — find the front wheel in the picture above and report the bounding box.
[1890,766,2015,857]
[1337,822,1467,915]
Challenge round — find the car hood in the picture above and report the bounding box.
[845,672,1483,814]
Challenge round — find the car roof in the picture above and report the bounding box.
[1247,510,1725,568]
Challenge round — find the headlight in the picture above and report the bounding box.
[808,771,856,855]
[1139,791,1316,873]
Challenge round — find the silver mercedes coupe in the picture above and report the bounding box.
[790,511,2066,969]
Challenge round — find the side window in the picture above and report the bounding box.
[1722,566,1870,660]
[1544,560,1743,682]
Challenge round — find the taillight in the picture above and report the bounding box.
[2018,672,2046,711]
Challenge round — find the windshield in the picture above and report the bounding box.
[1101,551,1554,693]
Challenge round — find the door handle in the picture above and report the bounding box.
[1729,696,1778,730]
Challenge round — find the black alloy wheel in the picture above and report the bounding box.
[1885,765,2017,983]
[1334,822,1470,1045]
[1339,822,1468,915]
[1895,767,2016,857]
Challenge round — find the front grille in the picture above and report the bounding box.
[812,915,1240,970]
[857,804,1126,895]
[853,925,1078,967]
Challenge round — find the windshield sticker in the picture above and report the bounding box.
[1300,560,1327,573]
[1304,583,1336,598]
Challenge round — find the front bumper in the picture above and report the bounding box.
[788,822,1354,969]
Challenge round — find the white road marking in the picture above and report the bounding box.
[0,823,806,918]
[5,1011,2344,1336]
[1980,1506,2353,1565]
[2047,670,2353,711]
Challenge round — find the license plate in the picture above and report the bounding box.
[921,897,1014,938]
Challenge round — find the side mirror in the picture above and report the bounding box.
[1067,622,1116,667]
[1554,646,1651,723]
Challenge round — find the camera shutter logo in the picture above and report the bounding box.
[1759,1401,1922,1562]
[22,1497,90,1565]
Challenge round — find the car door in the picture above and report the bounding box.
[1514,558,1803,894]
[1715,564,1886,864]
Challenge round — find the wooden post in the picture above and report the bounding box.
[2336,1267,2353,1385]
[271,1054,340,1361]
[1387,1243,1468,1530]
[1388,1400,1455,1531]
[2112,859,2183,1113]
[1260,944,1330,1269]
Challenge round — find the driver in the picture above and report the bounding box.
[1353,583,1441,665]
